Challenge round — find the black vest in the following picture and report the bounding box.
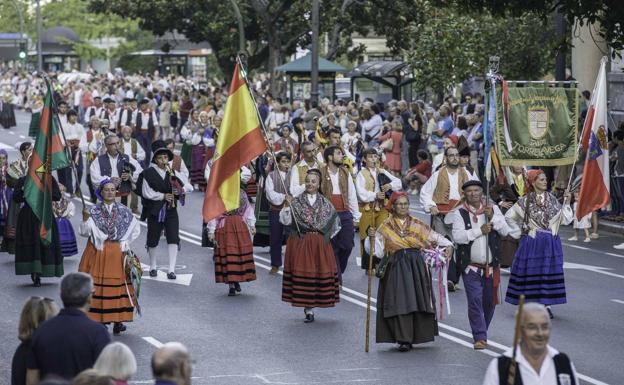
[455,207,501,273]
[135,110,154,137]
[497,353,576,385]
[97,154,132,194]
[141,167,172,217]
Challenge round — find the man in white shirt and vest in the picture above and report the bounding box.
[320,145,361,279]
[101,98,119,134]
[119,126,146,213]
[90,134,142,205]
[58,109,84,196]
[290,141,323,197]
[482,303,578,385]
[132,99,159,168]
[84,96,104,124]
[447,180,511,349]
[265,151,293,274]
[420,146,478,290]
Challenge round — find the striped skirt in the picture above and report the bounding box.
[57,218,78,257]
[214,215,256,283]
[79,240,134,323]
[282,233,340,308]
[190,144,206,187]
[505,230,566,306]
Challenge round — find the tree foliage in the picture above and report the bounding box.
[445,0,624,54]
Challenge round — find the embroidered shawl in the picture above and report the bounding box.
[516,191,561,230]
[89,202,135,241]
[378,215,432,254]
[291,193,340,239]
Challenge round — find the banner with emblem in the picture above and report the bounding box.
[495,85,579,166]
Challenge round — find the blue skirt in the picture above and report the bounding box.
[57,218,78,257]
[505,230,566,306]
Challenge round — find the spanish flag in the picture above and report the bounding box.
[203,62,267,221]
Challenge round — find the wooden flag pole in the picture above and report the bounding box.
[364,233,375,353]
[507,294,525,385]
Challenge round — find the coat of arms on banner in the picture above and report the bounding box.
[528,107,549,139]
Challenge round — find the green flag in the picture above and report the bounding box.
[24,83,70,245]
[495,86,579,166]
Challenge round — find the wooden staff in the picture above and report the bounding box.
[365,229,375,353]
[507,294,525,385]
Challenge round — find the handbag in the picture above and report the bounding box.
[374,253,390,278]
[380,137,393,152]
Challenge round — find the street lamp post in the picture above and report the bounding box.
[228,0,245,56]
[310,0,319,103]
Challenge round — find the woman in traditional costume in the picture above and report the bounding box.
[504,169,572,318]
[206,168,257,296]
[0,149,10,250]
[279,169,341,323]
[53,184,78,257]
[366,192,453,351]
[78,179,140,334]
[179,109,200,169]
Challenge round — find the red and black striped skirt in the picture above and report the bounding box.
[282,233,340,308]
[78,241,134,323]
[214,215,256,283]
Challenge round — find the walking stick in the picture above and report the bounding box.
[365,229,375,353]
[507,294,525,385]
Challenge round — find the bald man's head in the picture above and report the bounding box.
[519,303,551,354]
[151,342,192,385]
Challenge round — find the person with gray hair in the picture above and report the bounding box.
[482,303,578,385]
[26,273,111,385]
[151,342,192,385]
[94,342,137,385]
[89,134,142,203]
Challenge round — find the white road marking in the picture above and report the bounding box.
[142,336,164,348]
[8,131,15,135]
[564,262,624,280]
[140,263,193,286]
[610,299,624,305]
[19,134,25,139]
[0,142,15,150]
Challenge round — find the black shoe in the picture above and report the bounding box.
[546,306,554,319]
[304,310,315,323]
[149,269,157,277]
[447,281,457,292]
[228,287,237,296]
[30,273,36,284]
[113,322,126,335]
[167,272,176,280]
[234,282,241,292]
[33,276,41,287]
[397,343,412,352]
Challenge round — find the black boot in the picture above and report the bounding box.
[113,322,127,335]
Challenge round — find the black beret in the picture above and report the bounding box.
[139,99,149,105]
[462,180,483,190]
[103,97,114,104]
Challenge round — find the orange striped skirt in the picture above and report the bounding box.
[214,215,256,283]
[78,240,134,323]
[282,233,340,308]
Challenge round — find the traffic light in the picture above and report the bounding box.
[18,42,26,60]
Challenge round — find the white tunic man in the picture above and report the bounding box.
[141,143,193,279]
[119,126,146,213]
[58,109,84,195]
[132,99,159,168]
[355,148,402,271]
[265,151,293,274]
[83,96,104,124]
[420,146,478,290]
[89,134,142,205]
[290,141,323,197]
[320,145,361,278]
[101,98,119,133]
[80,116,106,202]
[447,180,510,349]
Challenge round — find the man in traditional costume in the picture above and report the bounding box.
[420,146,478,290]
[57,110,84,196]
[101,98,119,133]
[119,126,146,214]
[264,151,292,274]
[132,99,159,168]
[80,116,106,202]
[279,168,341,322]
[78,179,141,335]
[141,144,192,280]
[320,145,361,278]
[83,96,104,124]
[446,180,511,349]
[289,141,323,197]
[355,148,402,271]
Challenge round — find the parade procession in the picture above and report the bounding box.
[1,1,624,384]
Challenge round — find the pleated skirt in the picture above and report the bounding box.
[190,144,206,187]
[282,233,340,308]
[214,215,256,283]
[57,218,78,257]
[505,230,566,306]
[79,240,134,323]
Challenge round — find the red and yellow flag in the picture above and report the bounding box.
[203,62,267,221]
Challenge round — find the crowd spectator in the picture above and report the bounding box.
[151,342,193,385]
[93,342,137,385]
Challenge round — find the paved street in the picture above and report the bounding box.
[0,110,623,385]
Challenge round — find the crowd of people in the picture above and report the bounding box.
[0,67,592,385]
